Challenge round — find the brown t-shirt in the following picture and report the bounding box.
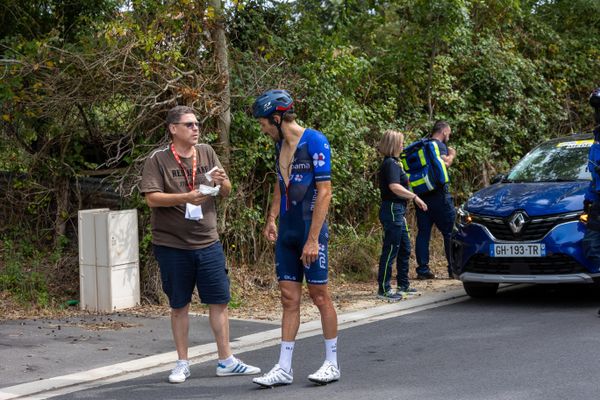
[139,143,224,249]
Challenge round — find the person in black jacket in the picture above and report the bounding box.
[377,130,428,301]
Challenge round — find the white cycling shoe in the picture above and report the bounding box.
[252,364,293,388]
[307,360,340,385]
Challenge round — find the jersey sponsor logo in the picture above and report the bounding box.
[309,189,318,211]
[313,153,326,167]
[292,161,312,171]
[293,174,303,182]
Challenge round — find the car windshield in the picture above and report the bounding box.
[506,139,592,182]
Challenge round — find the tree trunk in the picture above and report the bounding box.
[481,162,489,187]
[54,175,69,241]
[209,0,231,167]
[426,41,438,122]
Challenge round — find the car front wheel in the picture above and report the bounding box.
[463,282,499,298]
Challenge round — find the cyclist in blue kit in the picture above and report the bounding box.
[251,89,340,387]
[583,88,600,268]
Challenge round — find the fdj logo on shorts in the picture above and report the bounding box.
[318,244,327,269]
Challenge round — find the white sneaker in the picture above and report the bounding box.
[252,364,293,387]
[168,360,190,383]
[307,360,340,385]
[216,358,261,376]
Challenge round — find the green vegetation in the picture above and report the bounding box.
[1,0,599,307]
[0,234,57,307]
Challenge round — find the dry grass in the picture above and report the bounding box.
[0,221,458,322]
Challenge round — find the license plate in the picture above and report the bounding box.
[490,243,546,257]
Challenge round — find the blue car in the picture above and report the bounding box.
[451,133,599,297]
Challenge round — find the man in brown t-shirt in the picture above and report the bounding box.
[139,105,260,383]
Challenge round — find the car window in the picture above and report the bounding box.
[506,139,592,182]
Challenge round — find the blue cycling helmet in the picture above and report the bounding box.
[590,87,600,109]
[252,89,294,118]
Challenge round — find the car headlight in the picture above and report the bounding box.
[456,204,472,226]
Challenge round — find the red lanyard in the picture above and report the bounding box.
[170,143,197,191]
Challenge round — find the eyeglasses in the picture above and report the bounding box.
[173,122,201,129]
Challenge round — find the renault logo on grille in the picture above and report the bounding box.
[508,211,527,234]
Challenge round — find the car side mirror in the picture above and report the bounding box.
[491,174,506,184]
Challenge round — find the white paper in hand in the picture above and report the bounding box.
[198,184,221,196]
[205,166,219,182]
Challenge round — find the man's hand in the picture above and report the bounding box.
[442,147,456,167]
[301,238,319,266]
[209,168,228,185]
[414,196,428,211]
[186,190,210,206]
[263,220,278,242]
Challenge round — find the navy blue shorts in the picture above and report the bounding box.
[275,216,329,285]
[153,241,230,308]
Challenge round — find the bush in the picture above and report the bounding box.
[329,225,381,282]
[0,237,50,307]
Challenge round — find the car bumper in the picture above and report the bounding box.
[452,220,599,282]
[460,271,599,284]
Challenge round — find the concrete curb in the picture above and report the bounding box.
[0,287,470,400]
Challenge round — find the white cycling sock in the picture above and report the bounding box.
[325,337,338,367]
[278,341,295,373]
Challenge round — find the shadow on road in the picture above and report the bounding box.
[467,283,600,310]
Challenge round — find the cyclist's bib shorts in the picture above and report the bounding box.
[276,212,329,284]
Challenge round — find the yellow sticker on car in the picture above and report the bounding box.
[556,140,593,148]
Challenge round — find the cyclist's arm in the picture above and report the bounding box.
[267,183,281,222]
[307,181,332,242]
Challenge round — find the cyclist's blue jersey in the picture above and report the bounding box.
[276,128,332,221]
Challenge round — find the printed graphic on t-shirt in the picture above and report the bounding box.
[169,165,215,188]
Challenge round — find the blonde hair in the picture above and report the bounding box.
[378,130,404,157]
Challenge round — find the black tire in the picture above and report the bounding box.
[463,282,499,298]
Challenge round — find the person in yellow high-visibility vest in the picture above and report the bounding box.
[414,121,457,280]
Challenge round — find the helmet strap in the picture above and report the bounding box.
[269,113,285,141]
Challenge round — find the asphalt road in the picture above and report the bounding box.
[0,314,274,388]
[51,284,600,400]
